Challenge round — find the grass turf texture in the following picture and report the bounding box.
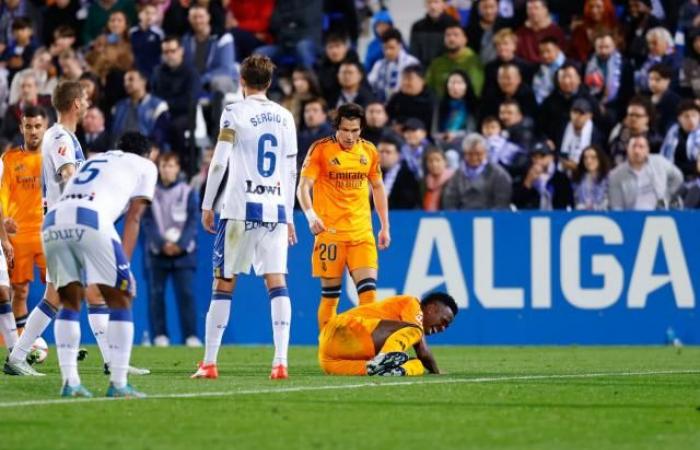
[1,346,700,450]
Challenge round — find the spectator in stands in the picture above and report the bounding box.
[364,9,394,72]
[130,3,163,79]
[661,100,700,180]
[105,9,131,42]
[623,0,663,67]
[111,69,170,149]
[482,115,526,174]
[379,136,421,209]
[647,64,680,135]
[584,31,635,124]
[226,0,274,61]
[316,33,361,104]
[368,28,420,102]
[559,98,606,171]
[297,98,332,168]
[466,0,509,65]
[515,0,566,64]
[436,70,478,147]
[387,65,435,133]
[539,63,599,145]
[0,71,52,144]
[512,141,573,210]
[441,133,513,210]
[151,36,201,160]
[254,0,322,69]
[323,0,359,47]
[0,0,41,53]
[360,101,392,145]
[82,0,137,45]
[48,25,77,66]
[283,67,323,127]
[329,60,374,109]
[409,0,460,67]
[499,99,536,151]
[42,0,80,47]
[86,33,133,113]
[676,159,700,208]
[483,28,534,96]
[568,0,619,63]
[481,63,537,120]
[142,152,201,348]
[79,72,105,111]
[426,25,484,98]
[572,145,611,210]
[162,0,191,37]
[634,27,678,93]
[8,48,58,104]
[0,17,37,84]
[532,36,567,104]
[608,135,683,210]
[421,147,455,211]
[400,118,431,180]
[609,96,663,164]
[679,27,700,99]
[77,106,111,156]
[182,5,237,99]
[57,48,83,82]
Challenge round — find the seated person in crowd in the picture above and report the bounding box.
[0,17,37,85]
[481,62,537,120]
[609,135,683,210]
[646,63,680,135]
[465,0,510,65]
[364,9,394,72]
[386,65,435,135]
[409,0,460,67]
[511,141,573,210]
[661,100,700,180]
[421,146,456,211]
[361,101,396,146]
[483,28,534,96]
[317,33,361,103]
[608,95,663,164]
[401,118,432,180]
[297,98,332,170]
[558,98,606,171]
[481,115,526,176]
[679,27,700,99]
[0,71,53,144]
[329,60,374,109]
[499,99,536,151]
[77,107,111,156]
[515,0,566,64]
[532,36,567,104]
[426,24,484,98]
[367,28,420,102]
[634,27,678,94]
[130,3,163,79]
[436,70,478,148]
[441,133,513,210]
[378,136,421,209]
[675,159,700,208]
[571,145,611,211]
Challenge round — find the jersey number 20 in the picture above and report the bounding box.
[257,134,277,178]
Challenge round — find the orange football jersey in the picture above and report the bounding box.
[0,147,43,236]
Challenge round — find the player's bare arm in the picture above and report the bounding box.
[0,207,13,268]
[201,128,234,234]
[57,163,76,193]
[414,337,440,374]
[369,177,391,250]
[122,198,150,259]
[297,176,326,234]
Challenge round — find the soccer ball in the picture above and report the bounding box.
[29,337,49,364]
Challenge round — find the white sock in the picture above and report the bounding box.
[269,287,291,367]
[87,304,110,365]
[55,308,81,387]
[108,308,134,389]
[203,291,231,364]
[9,299,55,363]
[0,302,18,351]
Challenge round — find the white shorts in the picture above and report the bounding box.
[0,245,9,288]
[213,219,288,278]
[42,208,133,293]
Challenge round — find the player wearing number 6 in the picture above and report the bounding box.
[297,103,391,331]
[191,55,298,380]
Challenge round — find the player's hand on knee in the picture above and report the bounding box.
[288,223,298,246]
[378,228,391,250]
[202,209,216,234]
[3,218,18,234]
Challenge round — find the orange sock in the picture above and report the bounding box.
[401,359,425,376]
[356,278,376,305]
[380,326,423,354]
[318,285,341,330]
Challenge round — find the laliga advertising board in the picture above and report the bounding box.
[29,211,700,346]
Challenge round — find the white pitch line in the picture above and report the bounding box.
[1,369,698,409]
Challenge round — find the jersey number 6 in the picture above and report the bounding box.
[257,133,277,178]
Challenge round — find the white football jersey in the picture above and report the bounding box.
[48,151,157,225]
[217,94,297,223]
[42,123,86,208]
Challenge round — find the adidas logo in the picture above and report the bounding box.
[329,157,341,166]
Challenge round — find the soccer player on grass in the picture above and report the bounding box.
[318,292,457,376]
[43,132,157,398]
[297,103,390,331]
[191,55,297,380]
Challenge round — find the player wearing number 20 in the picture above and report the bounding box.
[191,55,298,380]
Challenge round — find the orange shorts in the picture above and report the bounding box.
[9,234,46,284]
[318,314,379,375]
[311,233,377,278]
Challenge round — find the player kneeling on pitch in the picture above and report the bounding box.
[42,132,157,398]
[318,293,457,376]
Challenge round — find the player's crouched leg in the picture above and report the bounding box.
[401,359,425,376]
[319,356,369,376]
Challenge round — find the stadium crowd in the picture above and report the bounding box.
[1,0,700,215]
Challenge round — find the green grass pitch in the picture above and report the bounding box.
[1,346,700,450]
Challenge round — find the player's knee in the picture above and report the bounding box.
[356,278,377,304]
[10,283,29,302]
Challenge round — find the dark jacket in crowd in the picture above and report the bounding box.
[268,0,323,46]
[384,160,421,209]
[538,87,600,144]
[297,122,333,170]
[151,62,202,119]
[386,88,435,132]
[480,84,538,122]
[316,49,361,103]
[409,12,460,67]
